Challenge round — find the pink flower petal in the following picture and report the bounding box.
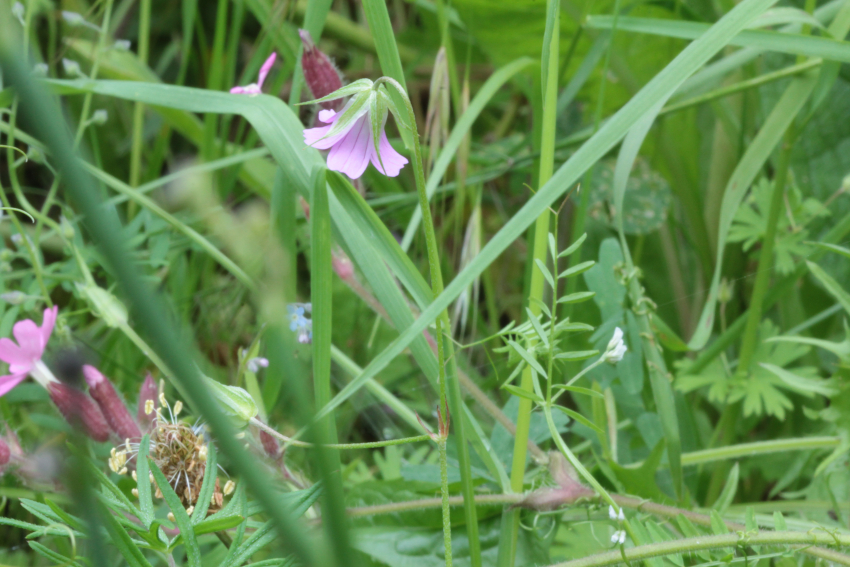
[371,132,408,177]
[230,86,248,94]
[39,306,57,348]
[327,116,371,179]
[303,123,335,149]
[0,373,27,397]
[12,320,43,363]
[257,53,277,88]
[317,109,337,124]
[0,338,26,367]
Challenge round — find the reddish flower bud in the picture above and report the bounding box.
[0,436,10,468]
[300,29,343,112]
[137,374,158,431]
[332,250,354,281]
[260,429,280,459]
[49,383,110,442]
[83,365,141,442]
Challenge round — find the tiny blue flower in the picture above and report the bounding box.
[287,304,307,331]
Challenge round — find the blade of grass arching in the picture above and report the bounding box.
[306,0,783,427]
[83,164,254,290]
[0,45,320,567]
[310,167,352,567]
[149,459,201,567]
[499,4,560,566]
[687,73,818,350]
[611,102,684,499]
[203,0,230,161]
[360,0,414,149]
[288,0,333,107]
[586,16,850,63]
[400,57,535,251]
[135,435,155,527]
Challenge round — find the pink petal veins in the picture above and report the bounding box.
[371,132,408,177]
[327,116,371,179]
[0,373,27,397]
[256,52,277,88]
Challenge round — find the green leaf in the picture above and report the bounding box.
[149,458,201,567]
[299,78,373,105]
[534,259,556,290]
[558,292,596,305]
[759,363,838,397]
[100,503,155,567]
[136,435,155,527]
[503,384,545,404]
[552,384,604,397]
[773,511,787,531]
[559,260,595,279]
[507,340,548,379]
[714,462,739,514]
[807,260,850,316]
[710,510,729,535]
[586,16,850,62]
[554,350,599,361]
[190,440,218,524]
[526,308,550,349]
[552,405,604,435]
[559,233,588,258]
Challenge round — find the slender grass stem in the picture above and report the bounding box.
[252,419,431,450]
[73,0,115,148]
[128,0,152,218]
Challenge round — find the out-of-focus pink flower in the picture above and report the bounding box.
[137,373,158,431]
[0,306,59,396]
[299,30,343,112]
[0,436,9,468]
[332,249,354,280]
[83,365,141,442]
[230,53,277,95]
[304,109,408,179]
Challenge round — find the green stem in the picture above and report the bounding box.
[736,129,795,375]
[547,532,850,567]
[73,0,115,147]
[681,436,840,466]
[438,438,453,567]
[251,419,431,450]
[128,0,152,217]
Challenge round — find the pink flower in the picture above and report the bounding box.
[0,306,59,397]
[303,108,408,179]
[230,52,277,95]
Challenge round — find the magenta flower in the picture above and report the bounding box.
[304,108,408,179]
[0,306,59,397]
[230,52,277,95]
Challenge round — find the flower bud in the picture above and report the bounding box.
[1,291,26,305]
[205,377,258,430]
[91,109,108,125]
[299,30,343,112]
[137,374,158,430]
[83,365,141,442]
[49,383,110,442]
[259,429,280,458]
[0,436,10,468]
[332,250,354,281]
[62,58,84,78]
[77,284,128,328]
[113,39,131,51]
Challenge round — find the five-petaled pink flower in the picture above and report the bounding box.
[304,108,408,180]
[0,306,59,396]
[230,53,277,95]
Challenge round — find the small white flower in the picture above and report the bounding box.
[608,505,625,521]
[611,530,627,545]
[603,327,627,364]
[113,39,132,51]
[61,11,100,31]
[247,357,269,373]
[91,109,108,125]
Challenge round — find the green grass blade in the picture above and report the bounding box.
[400,57,535,250]
[587,16,850,62]
[310,0,781,428]
[135,434,155,527]
[148,458,201,566]
[190,441,218,524]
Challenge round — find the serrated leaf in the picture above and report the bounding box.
[552,405,603,435]
[760,363,837,397]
